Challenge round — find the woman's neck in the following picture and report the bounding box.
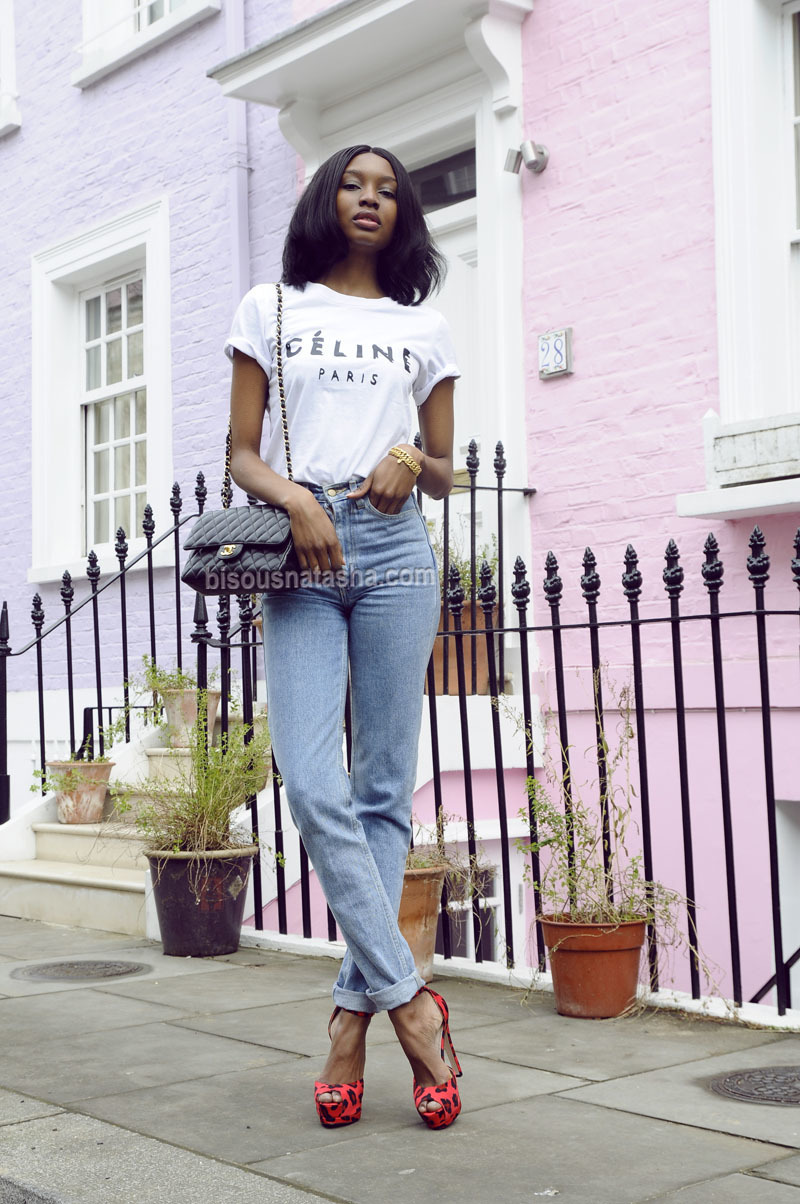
[316,254,385,299]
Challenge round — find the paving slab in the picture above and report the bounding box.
[76,1038,583,1166]
[647,1170,800,1202]
[757,1156,800,1188]
[254,1093,789,1204]
[0,1019,298,1105]
[0,1088,63,1127]
[95,960,333,1014]
[0,985,189,1043]
[0,945,230,997]
[455,1007,784,1081]
[562,1037,800,1147]
[170,990,524,1056]
[0,1112,329,1204]
[0,916,151,960]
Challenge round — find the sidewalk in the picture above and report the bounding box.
[1,915,800,1204]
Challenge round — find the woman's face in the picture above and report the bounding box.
[335,152,398,253]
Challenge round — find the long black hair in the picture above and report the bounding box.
[281,145,445,306]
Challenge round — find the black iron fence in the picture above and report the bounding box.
[1,453,799,1016]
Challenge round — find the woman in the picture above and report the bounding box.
[225,145,462,1130]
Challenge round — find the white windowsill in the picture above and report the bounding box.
[676,477,800,520]
[0,94,21,137]
[28,539,180,586]
[72,0,221,89]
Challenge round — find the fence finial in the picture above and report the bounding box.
[543,551,562,608]
[581,547,600,604]
[195,471,207,514]
[511,556,530,611]
[170,482,182,522]
[663,539,684,599]
[446,561,464,616]
[142,503,155,543]
[493,441,506,480]
[702,533,723,595]
[31,593,44,634]
[0,601,9,649]
[86,550,100,588]
[622,544,642,601]
[114,528,128,567]
[478,560,496,614]
[466,438,479,478]
[60,571,74,611]
[747,526,770,588]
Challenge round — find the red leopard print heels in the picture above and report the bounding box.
[412,987,463,1130]
[314,1006,371,1128]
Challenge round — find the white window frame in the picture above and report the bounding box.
[72,0,221,90]
[0,0,21,137]
[30,197,173,584]
[80,273,149,554]
[678,0,800,519]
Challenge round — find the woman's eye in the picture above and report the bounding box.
[380,190,396,199]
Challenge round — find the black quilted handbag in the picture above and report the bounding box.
[181,283,298,596]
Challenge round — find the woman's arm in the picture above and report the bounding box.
[347,376,455,513]
[228,349,345,573]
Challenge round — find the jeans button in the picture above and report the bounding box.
[327,488,337,497]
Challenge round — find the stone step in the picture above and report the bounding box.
[0,859,147,936]
[32,822,150,870]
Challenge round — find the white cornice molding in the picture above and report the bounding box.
[208,0,533,137]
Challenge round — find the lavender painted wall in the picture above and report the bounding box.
[0,0,294,695]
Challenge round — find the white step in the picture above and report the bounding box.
[0,858,147,936]
[32,822,150,870]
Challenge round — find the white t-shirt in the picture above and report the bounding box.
[224,282,460,486]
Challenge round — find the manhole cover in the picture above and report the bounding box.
[10,960,152,982]
[709,1066,800,1106]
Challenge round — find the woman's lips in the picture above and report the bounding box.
[353,215,380,229]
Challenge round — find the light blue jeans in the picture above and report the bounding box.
[261,480,440,1013]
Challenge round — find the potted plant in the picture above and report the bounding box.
[126,701,271,957]
[140,656,221,748]
[35,724,124,825]
[399,818,492,980]
[426,522,500,695]
[519,684,688,1019]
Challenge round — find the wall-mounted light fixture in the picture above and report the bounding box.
[504,140,549,175]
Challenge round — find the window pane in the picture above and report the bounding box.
[106,288,122,334]
[94,400,111,444]
[86,296,101,341]
[115,394,131,438]
[128,330,143,377]
[135,492,147,532]
[148,0,165,23]
[86,345,101,390]
[107,338,122,384]
[93,499,109,545]
[127,279,143,326]
[410,149,477,214]
[115,495,130,538]
[115,444,131,488]
[94,449,109,494]
[135,389,147,434]
[135,440,147,486]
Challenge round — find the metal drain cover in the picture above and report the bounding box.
[10,959,152,982]
[709,1066,800,1106]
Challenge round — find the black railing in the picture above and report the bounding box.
[1,457,799,1017]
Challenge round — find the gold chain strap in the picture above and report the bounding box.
[222,281,292,510]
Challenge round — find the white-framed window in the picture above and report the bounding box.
[0,0,21,138]
[30,198,172,584]
[677,0,800,519]
[72,0,221,90]
[81,277,148,550]
[436,865,499,962]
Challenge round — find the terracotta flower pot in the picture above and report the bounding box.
[540,914,646,1019]
[161,688,221,747]
[426,603,498,696]
[399,865,446,981]
[147,846,258,957]
[48,760,115,824]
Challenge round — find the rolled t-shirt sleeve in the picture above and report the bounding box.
[412,310,461,406]
[223,285,274,378]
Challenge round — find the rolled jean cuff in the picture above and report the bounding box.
[367,968,426,1013]
[331,985,378,1014]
